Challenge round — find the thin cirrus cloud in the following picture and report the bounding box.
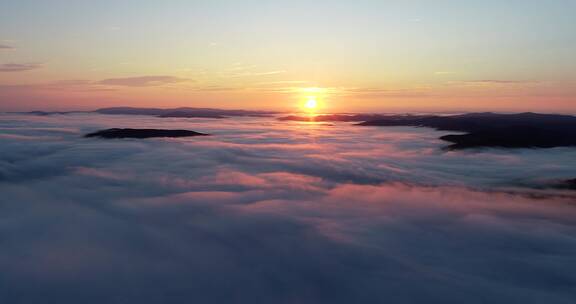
[0,44,15,50]
[97,75,190,87]
[0,63,43,72]
[229,70,287,78]
[465,80,540,84]
[224,64,287,78]
[346,87,432,98]
[452,80,542,87]
[0,76,190,97]
[196,85,240,92]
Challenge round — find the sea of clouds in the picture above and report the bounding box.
[1,113,576,303]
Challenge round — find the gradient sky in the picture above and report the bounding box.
[1,0,575,112]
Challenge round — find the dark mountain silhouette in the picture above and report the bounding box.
[158,111,227,119]
[96,107,277,118]
[559,179,576,190]
[85,128,210,139]
[359,112,576,149]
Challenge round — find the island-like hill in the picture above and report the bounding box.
[85,128,209,139]
[95,107,277,118]
[359,112,576,149]
[558,179,576,190]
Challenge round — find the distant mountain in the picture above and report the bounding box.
[557,179,576,190]
[85,128,210,139]
[95,107,168,116]
[9,110,89,116]
[95,107,277,118]
[359,112,576,150]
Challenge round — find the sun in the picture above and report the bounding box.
[298,87,327,113]
[305,96,318,110]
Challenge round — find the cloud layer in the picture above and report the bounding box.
[0,63,42,72]
[0,113,575,303]
[97,76,189,87]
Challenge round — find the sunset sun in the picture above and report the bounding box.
[300,87,326,112]
[305,96,318,110]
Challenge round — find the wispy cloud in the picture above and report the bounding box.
[196,86,241,92]
[345,87,432,98]
[256,80,310,87]
[0,44,15,50]
[465,80,540,84]
[451,80,542,88]
[50,80,117,92]
[0,76,192,94]
[222,63,287,78]
[0,63,43,72]
[97,76,190,87]
[229,70,286,78]
[434,71,457,75]
[246,80,312,93]
[0,80,116,93]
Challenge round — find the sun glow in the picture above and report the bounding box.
[305,96,318,110]
[299,87,326,113]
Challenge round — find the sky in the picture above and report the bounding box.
[0,0,575,112]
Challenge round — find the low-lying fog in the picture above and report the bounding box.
[1,113,575,303]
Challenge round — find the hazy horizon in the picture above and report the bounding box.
[4,104,576,116]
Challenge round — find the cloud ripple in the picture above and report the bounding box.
[0,113,575,303]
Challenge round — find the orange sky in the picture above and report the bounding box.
[1,0,575,112]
